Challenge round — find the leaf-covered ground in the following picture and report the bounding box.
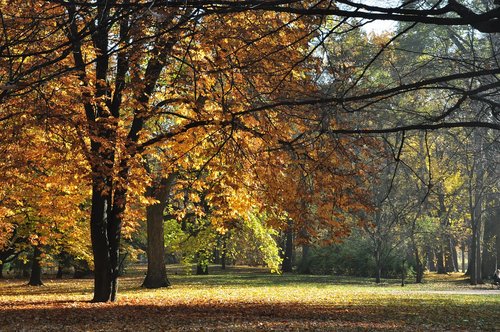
[1,266,499,331]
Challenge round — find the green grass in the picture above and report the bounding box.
[0,265,499,331]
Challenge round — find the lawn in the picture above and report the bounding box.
[0,266,499,331]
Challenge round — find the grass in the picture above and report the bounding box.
[0,265,499,331]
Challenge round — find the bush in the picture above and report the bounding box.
[307,231,415,279]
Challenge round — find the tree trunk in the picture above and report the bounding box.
[427,247,436,271]
[281,220,294,273]
[450,238,459,272]
[143,201,169,288]
[461,242,466,273]
[90,177,113,302]
[481,201,499,278]
[28,246,43,286]
[56,265,63,279]
[470,226,478,284]
[375,249,382,284]
[298,244,311,274]
[0,262,3,278]
[436,246,446,274]
[90,158,131,302]
[221,235,227,270]
[142,174,176,288]
[444,242,455,273]
[415,246,424,283]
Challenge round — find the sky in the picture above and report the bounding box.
[354,0,400,34]
[363,20,397,34]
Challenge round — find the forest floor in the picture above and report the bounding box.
[0,265,499,331]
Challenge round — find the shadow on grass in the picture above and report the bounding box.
[1,299,498,331]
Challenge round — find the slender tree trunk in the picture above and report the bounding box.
[444,242,455,273]
[461,242,466,273]
[28,246,43,286]
[482,201,499,277]
[415,246,424,283]
[56,265,63,279]
[375,248,382,284]
[90,176,113,302]
[475,230,483,284]
[0,262,3,278]
[281,220,294,273]
[470,227,478,284]
[221,235,227,270]
[450,238,459,272]
[298,244,311,274]
[427,247,436,271]
[436,247,446,274]
[108,181,129,301]
[213,238,220,265]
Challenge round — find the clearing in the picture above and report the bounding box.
[0,266,499,331]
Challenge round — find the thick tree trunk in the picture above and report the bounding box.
[281,220,294,273]
[142,174,176,288]
[28,246,43,286]
[142,201,170,288]
[436,247,446,274]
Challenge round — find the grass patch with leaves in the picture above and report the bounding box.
[0,266,499,331]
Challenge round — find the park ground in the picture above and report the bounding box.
[0,266,499,331]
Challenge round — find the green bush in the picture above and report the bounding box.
[307,232,415,279]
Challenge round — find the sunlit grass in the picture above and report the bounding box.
[1,265,499,331]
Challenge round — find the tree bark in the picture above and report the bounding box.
[415,246,424,283]
[427,247,436,271]
[28,246,43,286]
[90,176,113,302]
[436,247,446,274]
[450,238,459,272]
[481,200,499,278]
[56,265,63,279]
[461,242,466,273]
[221,234,227,270]
[375,248,382,284]
[142,174,176,288]
[281,220,294,273]
[298,244,311,274]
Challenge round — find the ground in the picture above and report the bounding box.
[0,266,499,331]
